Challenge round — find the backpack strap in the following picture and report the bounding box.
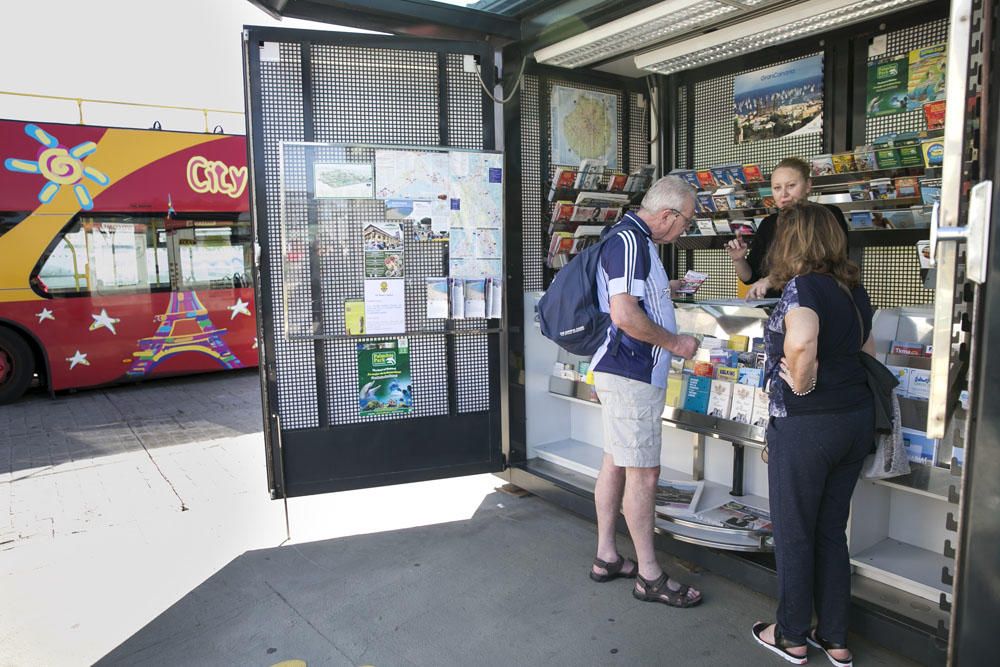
[599,216,649,357]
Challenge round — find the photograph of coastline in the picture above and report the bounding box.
[734,54,824,144]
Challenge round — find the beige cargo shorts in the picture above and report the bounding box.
[593,371,666,468]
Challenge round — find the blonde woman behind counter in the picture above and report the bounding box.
[726,158,849,299]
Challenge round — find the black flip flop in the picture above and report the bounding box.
[752,622,809,665]
[589,555,637,582]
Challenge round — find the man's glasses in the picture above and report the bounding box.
[670,208,696,230]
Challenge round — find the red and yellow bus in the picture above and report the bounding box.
[0,119,258,403]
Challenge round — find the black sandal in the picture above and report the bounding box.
[589,555,638,583]
[752,622,808,665]
[632,572,702,608]
[806,628,852,667]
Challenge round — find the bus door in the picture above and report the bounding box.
[243,25,508,498]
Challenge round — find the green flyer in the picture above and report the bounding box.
[357,338,412,415]
[866,55,909,117]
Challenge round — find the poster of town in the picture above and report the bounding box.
[550,85,618,169]
[733,54,824,144]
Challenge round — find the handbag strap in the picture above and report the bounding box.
[836,281,866,349]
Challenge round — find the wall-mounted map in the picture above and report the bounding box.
[550,85,618,169]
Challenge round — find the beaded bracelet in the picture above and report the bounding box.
[790,377,817,396]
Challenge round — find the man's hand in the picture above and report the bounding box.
[669,279,683,296]
[669,334,699,360]
[746,276,771,300]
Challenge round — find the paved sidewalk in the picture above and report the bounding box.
[0,372,915,666]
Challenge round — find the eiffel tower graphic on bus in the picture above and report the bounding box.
[126,291,242,377]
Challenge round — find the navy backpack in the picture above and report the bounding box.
[537,220,640,356]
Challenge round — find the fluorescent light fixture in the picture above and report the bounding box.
[636,0,934,75]
[534,0,743,69]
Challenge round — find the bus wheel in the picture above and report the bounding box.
[0,328,34,405]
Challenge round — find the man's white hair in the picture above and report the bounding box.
[641,175,696,214]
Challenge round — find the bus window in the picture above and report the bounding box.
[35,216,171,296]
[175,219,253,289]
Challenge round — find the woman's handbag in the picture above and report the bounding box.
[839,284,910,479]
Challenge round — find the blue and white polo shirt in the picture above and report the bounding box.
[590,211,677,388]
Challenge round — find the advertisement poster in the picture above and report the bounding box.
[733,54,824,144]
[357,338,412,416]
[363,221,404,278]
[866,54,910,117]
[907,43,947,110]
[550,85,618,169]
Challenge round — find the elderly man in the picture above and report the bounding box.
[588,175,703,608]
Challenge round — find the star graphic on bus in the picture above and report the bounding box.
[66,350,90,370]
[228,297,251,320]
[3,124,110,211]
[89,308,121,335]
[35,308,55,323]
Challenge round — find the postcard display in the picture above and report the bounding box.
[278,142,503,422]
[519,19,960,632]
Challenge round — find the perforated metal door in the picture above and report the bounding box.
[244,27,505,498]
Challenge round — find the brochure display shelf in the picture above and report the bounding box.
[847,306,957,603]
[675,228,930,252]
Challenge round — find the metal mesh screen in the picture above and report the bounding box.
[257,41,496,430]
[521,75,543,292]
[693,53,825,171]
[675,85,688,168]
[865,19,950,143]
[675,249,740,301]
[861,246,933,309]
[260,43,318,431]
[629,91,651,172]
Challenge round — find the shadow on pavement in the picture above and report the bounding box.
[2,369,263,476]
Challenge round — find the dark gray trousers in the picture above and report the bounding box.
[766,404,874,645]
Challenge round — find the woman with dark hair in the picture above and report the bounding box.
[750,202,874,667]
[727,157,849,299]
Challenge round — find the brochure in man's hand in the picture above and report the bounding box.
[674,270,709,296]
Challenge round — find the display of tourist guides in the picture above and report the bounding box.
[874,147,901,169]
[684,376,712,414]
[751,388,770,427]
[548,168,577,201]
[901,427,937,464]
[463,279,487,318]
[738,367,764,387]
[924,99,946,130]
[729,220,755,236]
[920,178,942,204]
[665,374,686,408]
[449,278,466,318]
[696,192,717,213]
[809,154,835,177]
[574,191,630,208]
[849,183,872,201]
[832,152,857,173]
[730,384,755,424]
[897,144,925,168]
[654,479,704,515]
[357,338,412,416]
[713,191,733,211]
[670,169,702,189]
[854,145,878,171]
[742,164,765,182]
[625,164,657,193]
[713,219,733,234]
[425,278,449,319]
[695,219,717,236]
[850,211,875,229]
[922,138,944,167]
[696,170,717,189]
[606,173,628,191]
[574,159,605,189]
[674,270,708,295]
[697,501,772,533]
[908,369,931,399]
[870,178,895,199]
[895,176,920,198]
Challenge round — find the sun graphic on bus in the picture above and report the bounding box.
[3,124,110,211]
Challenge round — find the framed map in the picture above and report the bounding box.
[550,85,618,169]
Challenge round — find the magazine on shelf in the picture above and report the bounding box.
[548,168,577,201]
[832,152,857,173]
[574,191,630,207]
[751,388,769,427]
[854,145,878,171]
[606,173,629,192]
[574,159,604,189]
[730,384,755,424]
[697,501,772,533]
[654,479,704,515]
[695,219,717,236]
[708,380,733,419]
